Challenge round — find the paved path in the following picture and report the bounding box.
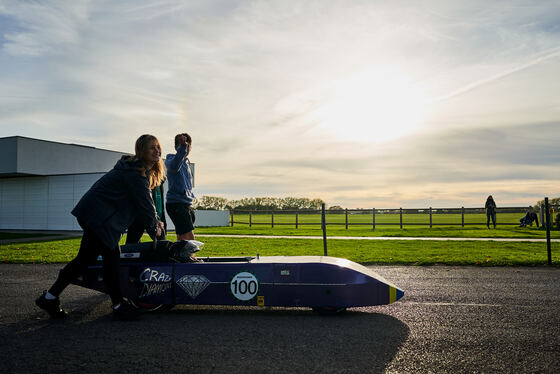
[0,230,81,245]
[1,264,558,373]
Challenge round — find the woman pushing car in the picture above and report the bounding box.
[35,134,165,321]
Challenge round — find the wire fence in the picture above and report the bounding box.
[230,207,548,229]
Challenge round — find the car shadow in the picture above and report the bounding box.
[2,300,409,373]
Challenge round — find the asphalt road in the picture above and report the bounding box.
[1,264,558,373]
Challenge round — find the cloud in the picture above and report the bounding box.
[432,47,560,103]
[373,122,560,185]
[0,0,90,56]
[0,0,559,207]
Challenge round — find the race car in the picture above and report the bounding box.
[72,240,404,314]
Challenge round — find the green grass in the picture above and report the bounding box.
[195,237,559,266]
[1,237,82,263]
[231,212,529,226]
[1,233,558,266]
[196,223,559,239]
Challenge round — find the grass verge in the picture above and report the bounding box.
[196,224,560,239]
[1,234,558,266]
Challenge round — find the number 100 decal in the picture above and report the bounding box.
[230,272,259,301]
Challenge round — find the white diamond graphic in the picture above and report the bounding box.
[176,275,210,299]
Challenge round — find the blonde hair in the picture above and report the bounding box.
[133,134,166,189]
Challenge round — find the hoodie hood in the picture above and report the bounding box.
[114,155,144,171]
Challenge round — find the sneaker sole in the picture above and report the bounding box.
[35,299,67,319]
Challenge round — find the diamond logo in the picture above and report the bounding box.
[176,275,210,299]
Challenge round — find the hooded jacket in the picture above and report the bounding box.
[164,144,194,204]
[72,156,159,248]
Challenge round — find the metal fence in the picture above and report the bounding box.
[230,207,543,229]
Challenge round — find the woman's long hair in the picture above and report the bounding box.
[133,134,166,189]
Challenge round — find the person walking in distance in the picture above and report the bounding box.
[485,195,497,229]
[165,133,196,251]
[35,135,165,320]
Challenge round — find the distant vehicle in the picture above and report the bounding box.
[72,240,404,314]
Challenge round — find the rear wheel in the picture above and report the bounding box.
[312,307,347,315]
[129,299,174,313]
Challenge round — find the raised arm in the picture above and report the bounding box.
[165,144,187,173]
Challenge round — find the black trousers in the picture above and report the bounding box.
[487,211,496,227]
[49,220,122,305]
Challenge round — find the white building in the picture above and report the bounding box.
[0,136,228,231]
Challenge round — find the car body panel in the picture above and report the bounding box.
[71,240,404,309]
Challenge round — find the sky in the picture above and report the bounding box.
[1,0,559,208]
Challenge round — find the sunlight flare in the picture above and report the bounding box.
[309,67,428,143]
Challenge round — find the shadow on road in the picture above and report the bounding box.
[2,302,409,373]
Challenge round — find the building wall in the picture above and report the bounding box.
[0,136,227,231]
[0,136,128,176]
[0,175,229,231]
[0,138,18,175]
[0,174,103,230]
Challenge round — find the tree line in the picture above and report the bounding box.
[193,195,560,211]
[193,196,325,211]
[534,197,560,210]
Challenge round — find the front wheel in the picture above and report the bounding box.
[312,307,347,315]
[129,299,174,313]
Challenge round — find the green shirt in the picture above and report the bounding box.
[154,187,163,220]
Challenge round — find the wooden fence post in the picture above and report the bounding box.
[230,211,234,227]
[461,206,465,227]
[372,208,376,231]
[400,207,403,229]
[295,212,298,229]
[429,207,432,228]
[321,203,327,256]
[545,197,552,265]
[345,208,348,230]
[249,210,252,227]
[271,210,274,228]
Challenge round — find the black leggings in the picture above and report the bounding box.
[487,211,496,227]
[49,221,122,305]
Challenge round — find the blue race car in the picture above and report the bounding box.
[72,240,404,314]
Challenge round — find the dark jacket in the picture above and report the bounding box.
[485,198,496,214]
[125,184,167,244]
[72,156,159,248]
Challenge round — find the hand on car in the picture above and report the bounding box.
[156,221,164,237]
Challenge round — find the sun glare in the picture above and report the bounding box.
[309,67,427,143]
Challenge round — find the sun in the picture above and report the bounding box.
[308,67,427,143]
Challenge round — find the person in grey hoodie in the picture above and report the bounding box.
[35,134,165,320]
[165,133,196,242]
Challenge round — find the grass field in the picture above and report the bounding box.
[230,211,536,227]
[197,223,560,239]
[1,231,558,266]
[1,213,558,266]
